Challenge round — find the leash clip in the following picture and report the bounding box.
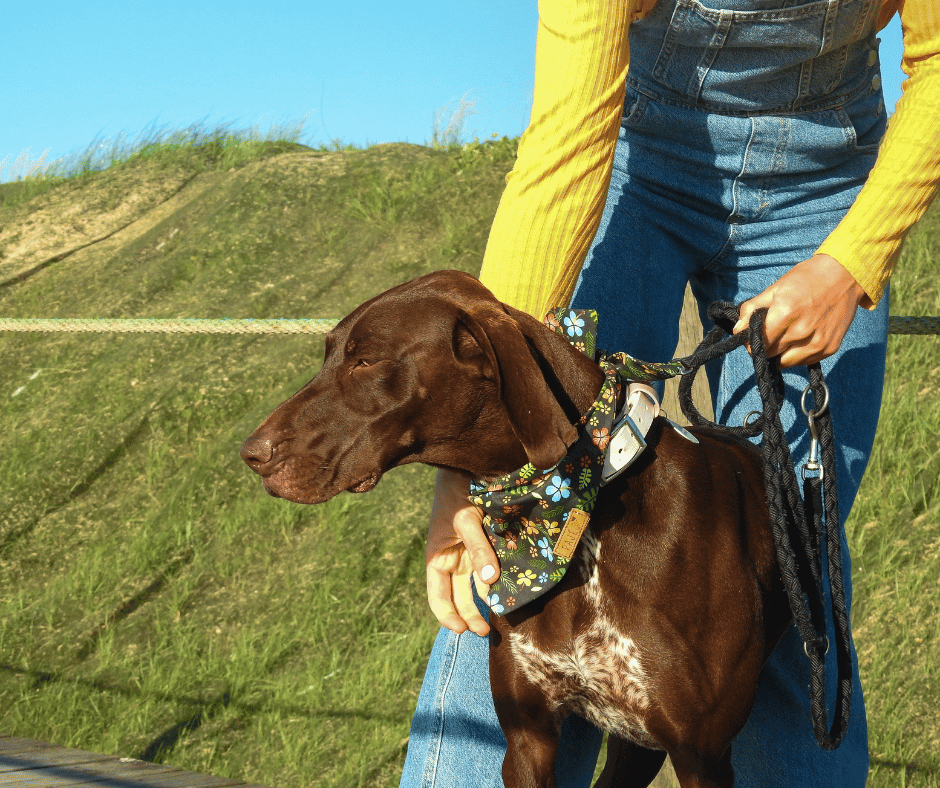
[800,383,830,481]
[663,416,700,444]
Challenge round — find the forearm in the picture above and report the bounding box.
[480,0,634,317]
[818,0,940,305]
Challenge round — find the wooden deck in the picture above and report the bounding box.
[0,734,272,788]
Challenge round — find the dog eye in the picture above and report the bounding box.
[352,359,371,371]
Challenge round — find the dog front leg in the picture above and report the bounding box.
[489,639,562,787]
[668,748,734,788]
[494,694,562,788]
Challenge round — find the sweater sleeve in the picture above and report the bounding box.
[817,0,940,306]
[478,0,636,318]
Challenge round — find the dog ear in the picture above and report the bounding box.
[456,308,576,471]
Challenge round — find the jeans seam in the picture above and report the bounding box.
[701,223,736,273]
[625,74,875,117]
[420,631,461,788]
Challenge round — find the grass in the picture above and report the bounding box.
[0,120,314,209]
[0,126,936,788]
[0,126,515,787]
[845,206,940,786]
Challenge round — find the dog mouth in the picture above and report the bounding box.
[348,473,381,493]
[260,469,382,503]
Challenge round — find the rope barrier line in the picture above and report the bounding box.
[0,318,339,335]
[887,316,940,336]
[0,315,937,335]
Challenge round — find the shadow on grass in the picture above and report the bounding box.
[0,663,407,763]
[870,756,938,781]
[0,403,160,557]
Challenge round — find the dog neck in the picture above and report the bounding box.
[503,304,608,422]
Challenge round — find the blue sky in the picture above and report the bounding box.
[3,2,905,180]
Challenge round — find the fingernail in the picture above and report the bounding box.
[481,565,496,582]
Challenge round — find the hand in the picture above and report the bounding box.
[733,254,867,368]
[425,469,500,636]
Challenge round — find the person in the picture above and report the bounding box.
[401,0,940,785]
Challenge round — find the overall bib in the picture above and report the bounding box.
[403,0,889,784]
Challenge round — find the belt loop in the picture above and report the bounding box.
[819,0,839,57]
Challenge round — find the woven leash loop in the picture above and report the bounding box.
[811,361,855,748]
[678,301,853,750]
[677,304,760,438]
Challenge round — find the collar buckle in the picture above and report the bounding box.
[601,383,660,484]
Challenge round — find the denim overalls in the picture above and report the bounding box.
[402,0,888,785]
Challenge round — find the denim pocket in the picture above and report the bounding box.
[833,88,887,155]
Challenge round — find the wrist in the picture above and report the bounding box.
[813,253,866,307]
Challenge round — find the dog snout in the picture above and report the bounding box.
[240,434,276,473]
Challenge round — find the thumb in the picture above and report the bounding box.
[733,291,771,336]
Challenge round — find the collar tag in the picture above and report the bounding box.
[602,383,660,483]
[663,417,700,444]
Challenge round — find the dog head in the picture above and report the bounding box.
[240,270,600,504]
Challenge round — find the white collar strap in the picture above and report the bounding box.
[602,383,661,483]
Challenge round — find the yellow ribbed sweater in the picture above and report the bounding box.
[479,0,940,317]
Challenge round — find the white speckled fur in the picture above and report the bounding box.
[509,534,657,747]
[577,530,603,606]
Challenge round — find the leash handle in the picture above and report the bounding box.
[679,301,854,750]
[676,303,761,438]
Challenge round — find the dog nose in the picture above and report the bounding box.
[240,435,275,471]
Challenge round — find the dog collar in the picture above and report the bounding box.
[470,308,687,615]
[603,382,660,483]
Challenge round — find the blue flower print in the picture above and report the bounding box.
[487,594,505,616]
[538,537,554,560]
[563,312,585,338]
[545,475,571,502]
[538,572,549,584]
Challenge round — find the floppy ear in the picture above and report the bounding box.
[456,307,577,471]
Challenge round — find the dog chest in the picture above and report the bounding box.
[507,620,657,747]
[504,533,659,748]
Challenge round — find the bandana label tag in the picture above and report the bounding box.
[554,508,591,560]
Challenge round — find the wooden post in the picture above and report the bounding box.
[661,283,714,426]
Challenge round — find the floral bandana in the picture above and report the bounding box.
[469,309,687,615]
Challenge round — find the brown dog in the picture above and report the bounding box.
[241,270,791,788]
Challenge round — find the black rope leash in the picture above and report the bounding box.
[677,301,853,751]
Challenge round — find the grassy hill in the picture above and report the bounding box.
[0,135,937,788]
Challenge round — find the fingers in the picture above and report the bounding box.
[731,255,864,368]
[737,294,838,367]
[425,469,500,636]
[451,550,491,636]
[427,469,500,584]
[452,502,500,587]
[734,290,795,361]
[427,545,490,635]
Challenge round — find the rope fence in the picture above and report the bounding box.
[0,316,938,336]
[0,318,339,335]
